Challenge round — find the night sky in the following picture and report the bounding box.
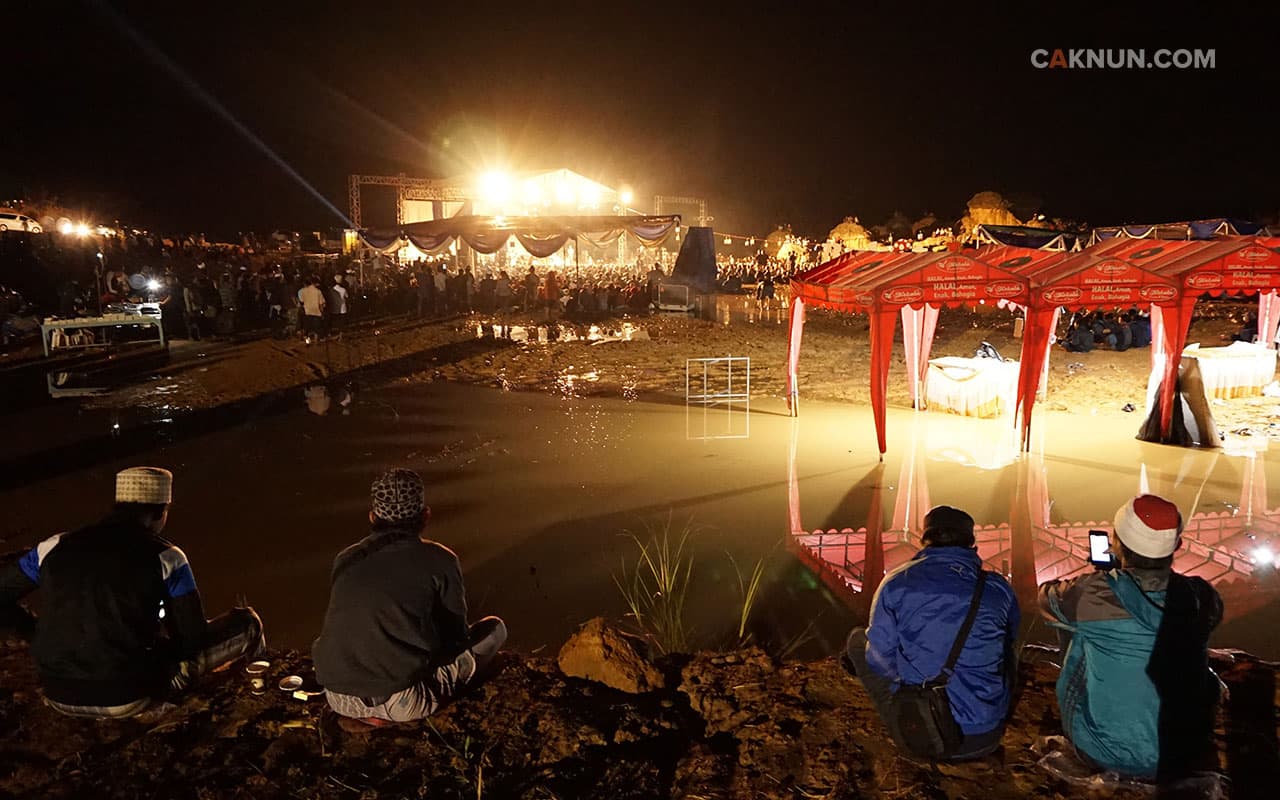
[7,1,1278,238]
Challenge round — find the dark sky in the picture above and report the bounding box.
[6,1,1278,238]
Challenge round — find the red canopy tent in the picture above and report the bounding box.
[1016,236,1280,448]
[1014,238,1186,450]
[787,246,1062,456]
[1132,236,1280,440]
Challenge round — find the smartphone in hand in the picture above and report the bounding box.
[1089,530,1116,570]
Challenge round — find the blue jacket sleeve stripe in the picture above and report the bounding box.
[159,546,198,598]
[17,534,64,584]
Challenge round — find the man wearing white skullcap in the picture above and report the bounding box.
[1038,493,1223,781]
[0,467,265,719]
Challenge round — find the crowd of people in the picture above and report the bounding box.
[3,224,814,352]
[0,465,1225,784]
[1061,309,1153,353]
[47,251,801,347]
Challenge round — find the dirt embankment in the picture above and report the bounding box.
[0,633,1274,799]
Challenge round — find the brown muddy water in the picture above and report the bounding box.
[2,378,1277,659]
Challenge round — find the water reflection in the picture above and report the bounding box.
[47,369,109,398]
[787,418,1280,630]
[304,383,354,416]
[713,296,788,327]
[474,321,651,344]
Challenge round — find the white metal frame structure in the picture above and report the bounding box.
[685,356,750,439]
[654,195,710,226]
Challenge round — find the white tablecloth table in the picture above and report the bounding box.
[1181,341,1277,399]
[40,314,166,356]
[925,356,1020,418]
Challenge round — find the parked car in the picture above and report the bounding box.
[0,212,41,233]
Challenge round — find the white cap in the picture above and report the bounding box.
[1113,494,1182,559]
[115,467,173,505]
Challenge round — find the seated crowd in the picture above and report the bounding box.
[1062,309,1153,353]
[0,466,504,730]
[0,478,1223,781]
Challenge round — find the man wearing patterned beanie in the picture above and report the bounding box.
[1038,493,1223,781]
[313,468,506,729]
[0,467,265,718]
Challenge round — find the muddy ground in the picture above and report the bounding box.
[42,296,1274,439]
[0,634,1275,800]
[3,297,1276,798]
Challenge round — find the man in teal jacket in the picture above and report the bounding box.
[1038,494,1222,780]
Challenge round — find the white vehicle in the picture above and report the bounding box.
[0,212,41,233]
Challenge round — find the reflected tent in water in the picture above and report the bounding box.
[786,416,1279,635]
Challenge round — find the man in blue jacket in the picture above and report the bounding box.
[1038,494,1221,780]
[844,505,1020,759]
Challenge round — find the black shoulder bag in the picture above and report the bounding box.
[893,570,987,759]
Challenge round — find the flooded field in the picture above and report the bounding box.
[2,372,1277,659]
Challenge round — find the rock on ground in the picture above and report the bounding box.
[557,616,666,694]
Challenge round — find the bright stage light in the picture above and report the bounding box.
[580,184,600,207]
[1253,546,1275,565]
[146,279,161,291]
[57,219,74,235]
[478,171,513,206]
[74,223,91,237]
[554,178,575,205]
[619,187,634,206]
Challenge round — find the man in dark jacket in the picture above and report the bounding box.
[313,469,506,726]
[843,505,1020,759]
[1038,494,1222,780]
[0,467,264,718]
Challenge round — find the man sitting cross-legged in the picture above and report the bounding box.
[313,468,506,727]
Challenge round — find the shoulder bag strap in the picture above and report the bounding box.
[938,570,987,682]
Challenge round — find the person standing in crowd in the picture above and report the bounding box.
[462,267,476,313]
[328,274,349,338]
[217,269,238,335]
[647,262,664,307]
[158,275,182,339]
[413,262,431,318]
[181,276,204,340]
[433,264,448,315]
[523,266,540,313]
[478,270,495,312]
[542,269,561,320]
[495,270,513,313]
[0,468,264,719]
[313,469,507,728]
[298,276,326,345]
[844,505,1020,760]
[1038,494,1222,781]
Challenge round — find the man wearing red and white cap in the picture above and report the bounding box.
[1038,493,1223,781]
